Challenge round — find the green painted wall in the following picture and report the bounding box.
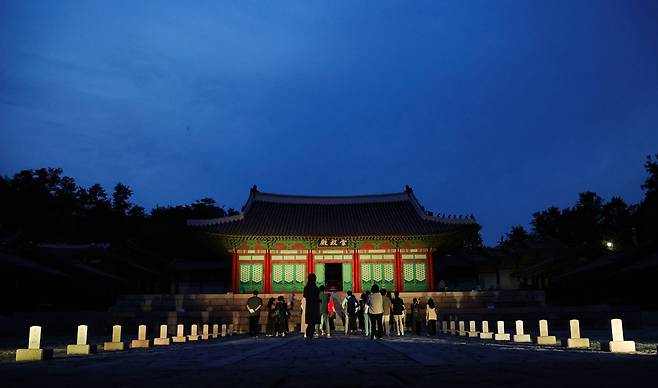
[342,263,352,292]
[315,263,325,287]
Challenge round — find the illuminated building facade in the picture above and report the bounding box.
[189,186,477,294]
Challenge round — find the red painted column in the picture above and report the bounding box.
[395,248,404,292]
[306,249,311,277]
[393,248,398,291]
[353,249,361,293]
[427,249,434,291]
[231,250,239,293]
[310,250,315,278]
[307,249,314,278]
[264,249,272,293]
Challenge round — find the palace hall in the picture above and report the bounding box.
[188,185,477,294]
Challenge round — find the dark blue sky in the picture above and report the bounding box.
[2,1,657,245]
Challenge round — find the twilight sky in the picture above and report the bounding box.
[1,0,657,245]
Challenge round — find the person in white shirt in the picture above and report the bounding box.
[381,289,392,336]
[425,298,438,336]
[367,284,384,339]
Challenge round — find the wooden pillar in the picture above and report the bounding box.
[353,249,361,293]
[263,249,272,293]
[395,248,404,292]
[427,249,434,291]
[306,249,311,277]
[393,248,398,291]
[307,249,314,278]
[231,250,239,293]
[310,249,314,277]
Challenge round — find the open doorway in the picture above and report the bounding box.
[325,263,343,291]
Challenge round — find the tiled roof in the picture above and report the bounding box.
[188,186,477,238]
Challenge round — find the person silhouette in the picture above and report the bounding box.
[303,273,321,340]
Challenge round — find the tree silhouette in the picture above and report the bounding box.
[112,183,133,215]
[636,154,658,242]
[499,225,530,247]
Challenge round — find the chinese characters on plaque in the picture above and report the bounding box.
[319,238,348,247]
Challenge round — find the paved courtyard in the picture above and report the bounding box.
[1,334,657,387]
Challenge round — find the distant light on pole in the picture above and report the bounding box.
[605,241,614,250]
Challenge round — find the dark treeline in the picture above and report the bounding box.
[0,169,239,311]
[0,168,242,263]
[498,154,658,255]
[491,155,658,308]
[0,167,237,245]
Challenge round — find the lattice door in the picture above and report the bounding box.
[342,263,352,292]
[402,262,427,291]
[239,264,263,293]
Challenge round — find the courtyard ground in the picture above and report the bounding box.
[1,333,657,387]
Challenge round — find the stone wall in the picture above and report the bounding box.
[108,291,548,333]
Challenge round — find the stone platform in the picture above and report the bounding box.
[1,334,656,387]
[108,291,548,333]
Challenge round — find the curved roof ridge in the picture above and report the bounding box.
[253,190,411,205]
[186,185,478,230]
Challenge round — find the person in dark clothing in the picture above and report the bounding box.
[391,291,405,336]
[411,297,422,335]
[342,291,358,334]
[303,273,321,340]
[266,297,276,336]
[275,295,289,336]
[246,290,262,336]
[357,293,366,332]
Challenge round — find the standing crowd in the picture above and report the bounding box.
[245,273,440,339]
[333,285,439,339]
